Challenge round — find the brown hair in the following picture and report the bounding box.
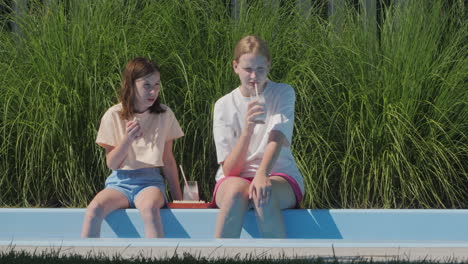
[119,57,165,120]
[233,35,271,64]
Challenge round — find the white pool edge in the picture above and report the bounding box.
[2,238,468,248]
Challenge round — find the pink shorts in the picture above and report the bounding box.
[211,173,303,208]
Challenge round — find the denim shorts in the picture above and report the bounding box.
[104,167,167,208]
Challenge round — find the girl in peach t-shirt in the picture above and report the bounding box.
[81,57,184,238]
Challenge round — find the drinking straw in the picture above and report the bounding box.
[179,164,189,188]
[254,82,259,98]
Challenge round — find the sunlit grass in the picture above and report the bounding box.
[0,0,466,208]
[1,248,466,264]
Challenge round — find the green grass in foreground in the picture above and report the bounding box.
[1,250,466,264]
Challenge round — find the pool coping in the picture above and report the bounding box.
[2,238,468,248]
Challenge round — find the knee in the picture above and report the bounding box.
[138,197,163,214]
[254,195,281,212]
[85,201,105,220]
[220,188,249,207]
[139,205,161,221]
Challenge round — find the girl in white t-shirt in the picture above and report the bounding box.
[212,35,304,238]
[81,57,184,238]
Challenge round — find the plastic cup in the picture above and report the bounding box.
[251,84,266,124]
[183,181,200,201]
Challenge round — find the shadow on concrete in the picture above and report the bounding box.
[105,210,141,238]
[161,210,190,238]
[242,209,342,239]
[286,209,342,238]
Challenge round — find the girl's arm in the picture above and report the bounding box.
[162,140,183,201]
[221,128,252,176]
[105,121,141,170]
[250,85,296,206]
[221,100,264,176]
[249,130,285,207]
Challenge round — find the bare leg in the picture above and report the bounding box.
[214,177,251,238]
[134,187,165,238]
[253,176,296,238]
[81,189,129,238]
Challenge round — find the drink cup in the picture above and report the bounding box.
[183,181,200,201]
[251,89,267,124]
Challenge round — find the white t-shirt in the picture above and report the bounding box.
[213,81,304,194]
[96,103,184,170]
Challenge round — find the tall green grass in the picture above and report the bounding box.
[0,0,466,208]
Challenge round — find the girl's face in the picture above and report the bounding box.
[233,53,270,96]
[134,72,160,113]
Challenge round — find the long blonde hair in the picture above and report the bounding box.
[233,35,271,64]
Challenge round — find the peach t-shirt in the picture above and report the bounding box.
[96,103,184,170]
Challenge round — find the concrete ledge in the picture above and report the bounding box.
[3,239,468,248]
[1,208,467,240]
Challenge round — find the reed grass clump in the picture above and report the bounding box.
[0,0,466,208]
